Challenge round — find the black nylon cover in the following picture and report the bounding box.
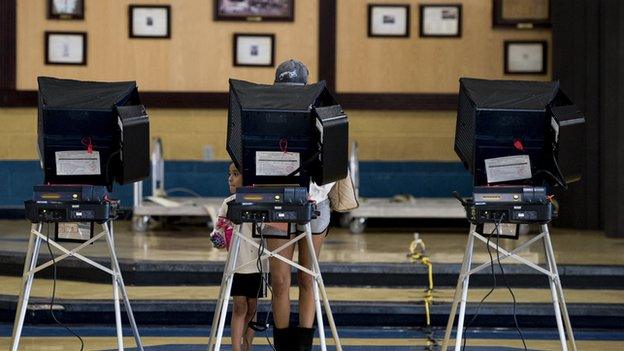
[460,78,560,110]
[38,76,137,109]
[229,79,327,111]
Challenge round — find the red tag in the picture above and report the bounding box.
[82,137,93,154]
[513,139,524,151]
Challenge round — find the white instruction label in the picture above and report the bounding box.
[484,155,532,183]
[57,222,91,241]
[255,151,300,176]
[55,150,101,176]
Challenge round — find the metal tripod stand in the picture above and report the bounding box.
[441,223,577,351]
[207,223,343,351]
[11,221,144,351]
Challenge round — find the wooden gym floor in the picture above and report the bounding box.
[0,219,622,350]
[0,220,622,265]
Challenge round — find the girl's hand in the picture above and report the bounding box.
[210,230,227,249]
[216,217,234,250]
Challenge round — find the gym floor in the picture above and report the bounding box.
[0,219,622,350]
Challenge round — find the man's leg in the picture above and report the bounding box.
[267,238,296,328]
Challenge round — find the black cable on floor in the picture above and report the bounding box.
[462,218,501,351]
[249,222,277,351]
[494,220,528,351]
[45,223,85,351]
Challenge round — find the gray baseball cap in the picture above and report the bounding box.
[274,59,309,85]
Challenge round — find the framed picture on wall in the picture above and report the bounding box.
[215,0,294,22]
[493,0,550,28]
[48,0,84,20]
[504,41,547,74]
[129,5,171,39]
[419,4,462,38]
[45,31,87,65]
[368,4,410,38]
[233,34,275,67]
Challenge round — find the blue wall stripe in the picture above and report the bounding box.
[0,161,472,207]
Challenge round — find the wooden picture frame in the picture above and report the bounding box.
[233,33,275,67]
[214,0,294,22]
[45,31,87,66]
[129,5,171,39]
[504,40,548,75]
[493,0,551,28]
[47,0,84,20]
[367,4,410,38]
[419,4,462,38]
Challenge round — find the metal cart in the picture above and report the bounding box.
[131,139,223,231]
[344,142,466,233]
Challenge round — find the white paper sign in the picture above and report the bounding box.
[484,155,532,183]
[55,150,101,176]
[507,43,544,72]
[57,222,91,241]
[47,34,84,64]
[255,151,300,176]
[132,7,169,37]
[236,36,273,65]
[422,7,460,35]
[371,6,408,35]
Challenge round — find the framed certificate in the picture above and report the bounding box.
[419,4,462,38]
[45,31,87,66]
[504,41,547,74]
[493,0,550,28]
[129,5,171,39]
[368,4,410,38]
[215,0,294,22]
[48,0,84,20]
[233,33,275,67]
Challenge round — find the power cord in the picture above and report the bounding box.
[45,223,85,351]
[494,220,528,351]
[245,221,277,351]
[461,216,500,351]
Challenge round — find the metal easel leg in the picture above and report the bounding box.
[542,225,568,351]
[105,222,124,351]
[442,224,476,351]
[104,222,144,351]
[208,233,236,351]
[11,223,43,351]
[542,225,577,351]
[209,229,242,351]
[304,223,343,351]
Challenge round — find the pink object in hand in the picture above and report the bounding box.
[216,217,234,250]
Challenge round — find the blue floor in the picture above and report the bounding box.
[3,325,623,340]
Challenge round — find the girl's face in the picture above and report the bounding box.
[228,163,242,194]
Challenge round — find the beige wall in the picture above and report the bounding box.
[0,108,458,161]
[336,0,551,93]
[6,0,550,162]
[16,0,318,91]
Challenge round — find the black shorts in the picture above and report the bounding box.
[231,273,266,298]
